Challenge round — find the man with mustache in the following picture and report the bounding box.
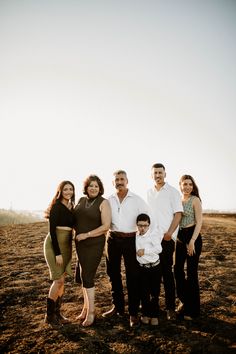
[102,170,149,328]
[147,163,183,321]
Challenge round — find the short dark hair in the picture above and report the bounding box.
[83,174,104,196]
[136,213,150,224]
[152,163,165,170]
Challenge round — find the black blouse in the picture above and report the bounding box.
[49,200,75,255]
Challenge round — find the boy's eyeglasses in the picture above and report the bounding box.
[137,223,149,228]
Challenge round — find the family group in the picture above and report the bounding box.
[43,163,202,328]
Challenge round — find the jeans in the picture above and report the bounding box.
[106,233,140,316]
[174,225,202,318]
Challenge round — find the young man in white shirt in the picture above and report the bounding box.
[136,213,162,326]
[102,170,149,328]
[147,163,183,320]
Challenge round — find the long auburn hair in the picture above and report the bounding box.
[45,180,75,218]
[179,175,201,202]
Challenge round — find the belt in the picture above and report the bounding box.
[139,259,160,268]
[179,224,196,230]
[111,231,136,238]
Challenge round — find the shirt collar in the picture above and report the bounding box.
[153,182,169,191]
[136,228,151,238]
[110,189,134,199]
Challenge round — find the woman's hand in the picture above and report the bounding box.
[187,239,195,256]
[56,255,63,266]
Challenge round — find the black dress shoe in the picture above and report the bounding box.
[102,306,124,318]
[130,315,140,328]
[166,309,176,321]
[175,301,184,314]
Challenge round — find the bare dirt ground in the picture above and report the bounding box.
[1,214,236,353]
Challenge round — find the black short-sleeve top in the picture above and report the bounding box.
[74,196,104,234]
[49,200,75,255]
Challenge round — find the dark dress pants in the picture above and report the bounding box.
[159,239,176,310]
[139,263,161,318]
[106,234,140,316]
[174,226,202,318]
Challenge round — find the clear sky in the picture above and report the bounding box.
[1,0,236,212]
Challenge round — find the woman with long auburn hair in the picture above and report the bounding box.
[44,180,75,325]
[174,175,202,320]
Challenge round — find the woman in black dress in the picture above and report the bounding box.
[74,175,111,327]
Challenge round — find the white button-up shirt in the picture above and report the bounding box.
[136,227,162,265]
[147,182,183,240]
[109,190,149,233]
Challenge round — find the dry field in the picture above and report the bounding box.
[0,214,236,353]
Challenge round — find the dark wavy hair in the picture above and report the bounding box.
[45,180,75,218]
[83,174,104,196]
[179,175,201,201]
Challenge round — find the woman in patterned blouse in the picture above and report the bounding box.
[174,175,202,320]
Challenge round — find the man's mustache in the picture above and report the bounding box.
[116,184,124,187]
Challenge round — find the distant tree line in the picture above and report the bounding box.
[0,209,42,226]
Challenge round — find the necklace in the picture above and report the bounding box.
[85,197,97,208]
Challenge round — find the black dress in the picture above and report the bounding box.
[74,196,105,288]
